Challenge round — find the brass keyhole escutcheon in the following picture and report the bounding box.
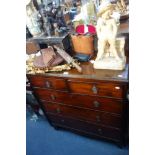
[92,85,98,94]
[94,101,100,108]
[51,95,56,100]
[96,115,101,122]
[56,108,60,113]
[61,119,65,123]
[98,128,102,134]
[45,81,50,88]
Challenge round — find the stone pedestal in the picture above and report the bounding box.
[94,37,126,70]
[94,57,126,70]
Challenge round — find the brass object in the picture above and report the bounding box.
[56,108,61,113]
[93,101,100,108]
[92,85,98,94]
[26,54,72,74]
[51,95,56,100]
[61,119,65,123]
[98,128,102,133]
[45,81,50,88]
[96,115,101,122]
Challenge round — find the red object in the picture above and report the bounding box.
[75,24,96,35]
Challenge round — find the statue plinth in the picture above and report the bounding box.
[94,57,126,70]
[94,37,126,70]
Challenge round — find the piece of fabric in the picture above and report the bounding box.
[75,24,96,35]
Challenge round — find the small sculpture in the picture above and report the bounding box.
[94,3,126,70]
[26,0,44,37]
[40,7,53,37]
[38,3,66,36]
[53,23,60,36]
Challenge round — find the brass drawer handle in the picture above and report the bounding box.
[93,101,100,108]
[51,95,56,100]
[61,119,65,123]
[45,81,50,88]
[98,128,102,133]
[96,115,101,122]
[56,108,61,113]
[92,85,98,94]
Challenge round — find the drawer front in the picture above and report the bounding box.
[28,76,67,91]
[33,88,123,114]
[63,94,123,115]
[33,88,69,102]
[42,102,122,128]
[48,113,121,140]
[68,81,124,98]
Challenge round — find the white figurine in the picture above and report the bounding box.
[94,3,126,70]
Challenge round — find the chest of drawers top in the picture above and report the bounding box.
[27,62,129,83]
[27,62,128,101]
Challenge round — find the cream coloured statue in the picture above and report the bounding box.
[94,3,126,70]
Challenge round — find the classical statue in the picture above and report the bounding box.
[94,2,126,70]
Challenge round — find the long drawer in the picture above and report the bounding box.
[42,101,122,128]
[34,88,123,114]
[67,80,124,99]
[28,75,67,91]
[48,113,121,141]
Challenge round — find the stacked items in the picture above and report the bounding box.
[26,42,81,74]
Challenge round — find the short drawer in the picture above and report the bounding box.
[67,80,124,99]
[48,113,121,140]
[28,75,67,91]
[42,102,122,128]
[33,88,69,102]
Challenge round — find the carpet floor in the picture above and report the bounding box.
[26,111,129,155]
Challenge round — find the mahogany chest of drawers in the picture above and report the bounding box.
[27,62,129,147]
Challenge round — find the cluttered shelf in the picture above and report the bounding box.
[26,19,128,42]
[27,32,69,43]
